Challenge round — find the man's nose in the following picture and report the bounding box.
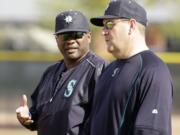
[65,39,75,45]
[102,28,109,36]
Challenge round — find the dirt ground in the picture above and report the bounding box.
[172,115,180,135]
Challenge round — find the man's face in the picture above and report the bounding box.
[56,32,91,61]
[102,19,131,59]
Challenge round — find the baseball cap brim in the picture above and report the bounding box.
[54,29,89,35]
[90,15,119,26]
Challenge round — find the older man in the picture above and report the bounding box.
[90,0,173,135]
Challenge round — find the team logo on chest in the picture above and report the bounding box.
[112,68,120,77]
[64,79,77,98]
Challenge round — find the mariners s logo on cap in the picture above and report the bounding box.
[54,10,90,35]
[64,15,73,24]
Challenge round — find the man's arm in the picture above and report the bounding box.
[134,66,173,135]
[16,94,34,128]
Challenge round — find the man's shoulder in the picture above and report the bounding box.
[47,60,63,68]
[140,50,166,68]
[43,60,64,74]
[140,51,171,77]
[87,51,108,67]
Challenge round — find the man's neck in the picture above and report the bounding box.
[128,35,149,58]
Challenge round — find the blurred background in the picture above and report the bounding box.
[0,0,180,134]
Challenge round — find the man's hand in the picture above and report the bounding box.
[16,94,34,126]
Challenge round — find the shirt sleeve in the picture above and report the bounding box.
[25,66,52,131]
[80,61,108,135]
[134,66,173,135]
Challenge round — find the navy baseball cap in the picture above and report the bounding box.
[55,10,90,35]
[90,0,148,27]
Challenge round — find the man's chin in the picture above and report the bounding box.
[66,53,80,60]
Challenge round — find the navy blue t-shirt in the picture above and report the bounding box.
[91,50,173,135]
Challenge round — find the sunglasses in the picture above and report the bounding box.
[103,19,129,30]
[60,32,85,41]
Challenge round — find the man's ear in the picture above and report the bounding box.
[128,19,136,35]
[87,32,92,43]
[55,35,58,43]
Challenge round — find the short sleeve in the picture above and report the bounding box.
[134,66,173,135]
